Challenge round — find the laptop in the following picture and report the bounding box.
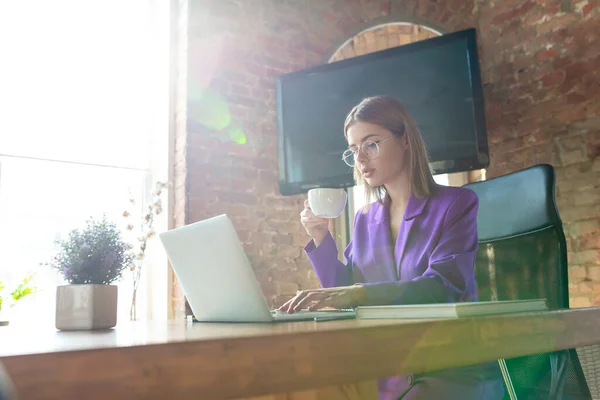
[158,214,356,323]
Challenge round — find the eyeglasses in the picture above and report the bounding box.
[341,135,395,167]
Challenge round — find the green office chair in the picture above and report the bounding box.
[464,164,595,399]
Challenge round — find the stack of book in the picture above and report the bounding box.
[354,299,548,319]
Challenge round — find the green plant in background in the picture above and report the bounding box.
[44,215,133,285]
[0,273,38,313]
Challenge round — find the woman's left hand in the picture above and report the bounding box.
[278,285,366,313]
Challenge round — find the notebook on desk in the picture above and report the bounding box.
[355,299,548,319]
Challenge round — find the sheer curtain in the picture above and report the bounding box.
[0,0,171,325]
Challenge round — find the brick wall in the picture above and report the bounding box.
[175,0,600,314]
[176,0,475,313]
[172,0,189,318]
[478,0,600,307]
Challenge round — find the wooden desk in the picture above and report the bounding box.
[1,308,600,399]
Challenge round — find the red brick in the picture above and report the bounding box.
[541,70,565,87]
[536,48,558,62]
[497,136,526,152]
[439,10,453,24]
[578,280,594,294]
[580,234,600,250]
[569,250,600,265]
[536,13,579,34]
[450,0,465,11]
[565,60,598,83]
[569,265,588,281]
[380,1,391,15]
[557,107,587,124]
[557,133,588,165]
[491,1,535,25]
[568,282,579,294]
[566,220,600,237]
[553,56,572,71]
[566,235,575,251]
[275,281,300,295]
[590,267,600,282]
[273,234,294,245]
[559,204,600,222]
[573,190,600,207]
[224,203,251,218]
[321,10,339,23]
[570,296,592,308]
[567,93,590,105]
[522,99,557,120]
[524,9,545,26]
[252,157,273,170]
[229,82,251,96]
[215,191,259,205]
[270,267,299,283]
[583,2,596,17]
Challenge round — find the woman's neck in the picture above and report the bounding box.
[384,171,411,211]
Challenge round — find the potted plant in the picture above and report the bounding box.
[0,274,38,326]
[45,215,133,330]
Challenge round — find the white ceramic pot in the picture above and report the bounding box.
[55,284,118,330]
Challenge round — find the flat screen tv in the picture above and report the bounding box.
[275,28,489,196]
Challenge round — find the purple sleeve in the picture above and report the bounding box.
[362,189,479,305]
[304,232,353,288]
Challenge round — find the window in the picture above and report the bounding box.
[349,174,450,216]
[0,1,171,325]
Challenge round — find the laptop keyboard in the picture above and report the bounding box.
[270,309,356,321]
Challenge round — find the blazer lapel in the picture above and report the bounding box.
[394,192,429,276]
[367,202,397,281]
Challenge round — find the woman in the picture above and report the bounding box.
[280,96,504,399]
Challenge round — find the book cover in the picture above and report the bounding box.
[355,299,548,319]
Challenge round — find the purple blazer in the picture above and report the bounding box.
[305,185,479,304]
[305,185,503,399]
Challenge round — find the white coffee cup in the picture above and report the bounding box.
[308,188,347,218]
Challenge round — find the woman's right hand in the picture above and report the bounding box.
[300,199,330,247]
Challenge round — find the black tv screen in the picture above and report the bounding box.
[275,28,489,196]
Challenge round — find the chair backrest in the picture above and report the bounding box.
[464,163,569,309]
[464,164,591,399]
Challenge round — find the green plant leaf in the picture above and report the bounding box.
[43,215,133,285]
[0,280,4,312]
[11,286,34,301]
[10,273,38,302]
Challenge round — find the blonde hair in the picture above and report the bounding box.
[344,95,437,210]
